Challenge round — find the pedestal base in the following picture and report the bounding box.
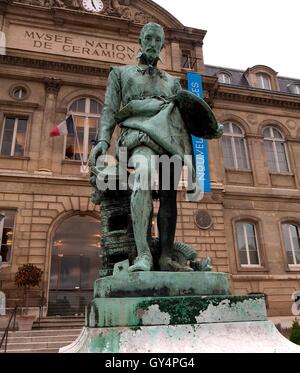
[60,321,300,353]
[59,271,300,353]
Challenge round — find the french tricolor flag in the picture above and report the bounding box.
[49,115,75,137]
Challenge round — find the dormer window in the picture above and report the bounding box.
[288,84,300,95]
[218,73,231,84]
[257,73,272,90]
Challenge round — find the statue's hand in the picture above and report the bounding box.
[89,141,109,167]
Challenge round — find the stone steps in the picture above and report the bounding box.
[1,320,83,353]
[8,328,82,337]
[7,348,61,354]
[33,317,84,330]
[4,340,76,352]
[6,334,80,343]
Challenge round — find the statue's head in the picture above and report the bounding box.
[139,23,165,64]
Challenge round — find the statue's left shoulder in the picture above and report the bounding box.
[160,70,181,88]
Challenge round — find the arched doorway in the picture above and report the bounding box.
[48,214,100,316]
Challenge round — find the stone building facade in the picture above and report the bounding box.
[0,0,299,316]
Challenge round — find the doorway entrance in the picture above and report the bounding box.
[48,214,100,316]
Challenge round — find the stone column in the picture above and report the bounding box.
[247,135,270,187]
[38,78,62,173]
[195,45,204,74]
[208,139,220,185]
[170,41,181,72]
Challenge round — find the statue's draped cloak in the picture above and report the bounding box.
[99,65,193,161]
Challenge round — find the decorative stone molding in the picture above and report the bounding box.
[195,210,213,230]
[0,55,109,76]
[217,88,300,110]
[13,0,158,24]
[44,77,62,95]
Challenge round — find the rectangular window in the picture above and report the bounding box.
[264,140,277,172]
[275,142,289,172]
[282,224,300,266]
[222,136,235,169]
[257,74,272,90]
[234,137,249,170]
[236,222,261,267]
[0,210,16,263]
[181,50,194,69]
[0,117,28,157]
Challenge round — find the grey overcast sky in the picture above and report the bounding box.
[153,0,299,79]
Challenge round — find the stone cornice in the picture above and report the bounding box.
[216,85,300,110]
[224,185,300,201]
[0,99,39,109]
[0,54,109,76]
[0,172,90,187]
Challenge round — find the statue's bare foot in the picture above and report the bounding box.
[128,255,153,272]
[159,256,194,272]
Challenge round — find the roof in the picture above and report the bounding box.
[204,64,300,94]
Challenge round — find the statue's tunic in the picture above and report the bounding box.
[99,65,193,161]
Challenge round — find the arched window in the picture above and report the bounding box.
[65,98,102,163]
[282,223,300,266]
[218,73,231,84]
[263,127,289,173]
[236,221,261,267]
[221,122,250,170]
[257,73,272,90]
[49,214,101,316]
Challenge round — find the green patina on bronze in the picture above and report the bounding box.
[94,271,229,299]
[88,294,267,328]
[89,331,121,353]
[138,295,266,325]
[89,22,223,274]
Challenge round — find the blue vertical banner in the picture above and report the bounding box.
[187,72,211,193]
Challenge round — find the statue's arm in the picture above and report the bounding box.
[173,77,182,95]
[97,67,122,146]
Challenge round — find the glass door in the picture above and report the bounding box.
[48,215,100,316]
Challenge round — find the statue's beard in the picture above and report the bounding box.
[139,53,160,67]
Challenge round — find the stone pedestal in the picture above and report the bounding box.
[60,271,300,353]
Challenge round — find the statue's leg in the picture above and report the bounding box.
[128,146,156,272]
[158,187,177,259]
[158,163,193,272]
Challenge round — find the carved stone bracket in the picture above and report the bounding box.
[43,77,62,95]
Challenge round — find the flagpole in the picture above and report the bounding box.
[72,115,84,167]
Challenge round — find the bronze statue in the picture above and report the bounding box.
[89,23,222,273]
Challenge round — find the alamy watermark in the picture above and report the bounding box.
[0,32,6,55]
[92,147,204,202]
